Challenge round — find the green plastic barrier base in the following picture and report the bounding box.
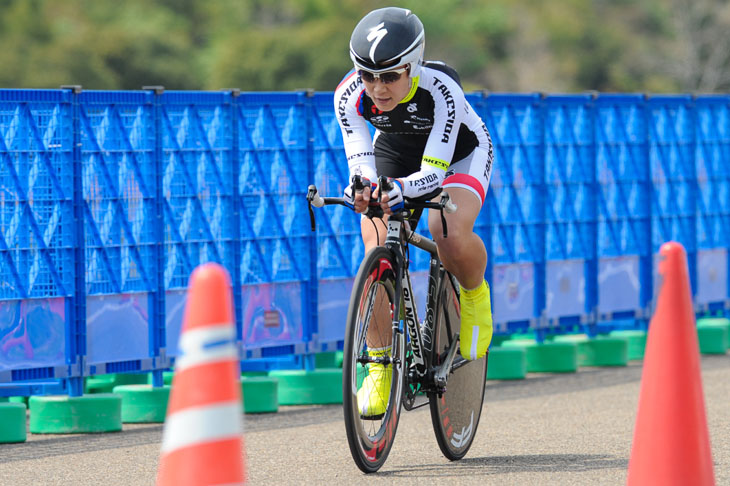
[29,394,122,434]
[490,334,512,347]
[697,318,730,351]
[86,373,149,394]
[0,403,26,443]
[84,375,116,394]
[501,338,538,348]
[314,351,344,369]
[269,369,342,405]
[10,396,29,406]
[241,371,269,378]
[697,316,730,335]
[552,334,589,343]
[113,385,170,423]
[113,372,149,386]
[609,330,647,360]
[486,347,527,380]
[501,340,578,373]
[697,325,728,354]
[528,342,578,372]
[241,377,279,413]
[578,337,629,367]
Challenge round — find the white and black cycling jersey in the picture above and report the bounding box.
[334,61,493,199]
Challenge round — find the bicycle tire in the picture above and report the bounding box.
[342,246,405,473]
[428,272,488,460]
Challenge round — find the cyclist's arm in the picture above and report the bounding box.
[334,72,378,183]
[398,72,467,199]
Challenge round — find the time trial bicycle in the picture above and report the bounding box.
[307,176,489,473]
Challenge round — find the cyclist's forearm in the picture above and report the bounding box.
[348,160,378,183]
[399,164,445,198]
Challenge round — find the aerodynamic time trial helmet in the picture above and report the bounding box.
[349,7,425,78]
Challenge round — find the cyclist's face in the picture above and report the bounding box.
[360,66,411,112]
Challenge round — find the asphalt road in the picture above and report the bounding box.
[1,355,728,485]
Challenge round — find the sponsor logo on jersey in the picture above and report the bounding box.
[347,151,375,162]
[409,114,431,123]
[407,102,418,113]
[432,76,456,143]
[337,77,360,136]
[422,156,449,171]
[408,172,439,188]
[403,119,432,130]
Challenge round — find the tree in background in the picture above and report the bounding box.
[0,0,727,93]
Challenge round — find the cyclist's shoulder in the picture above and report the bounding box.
[334,69,364,99]
[421,61,463,88]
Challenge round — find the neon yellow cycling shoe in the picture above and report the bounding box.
[459,280,493,360]
[357,347,392,419]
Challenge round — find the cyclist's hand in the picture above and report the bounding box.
[378,178,404,214]
[343,177,373,214]
[353,185,371,213]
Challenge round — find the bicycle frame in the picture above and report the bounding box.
[384,216,462,389]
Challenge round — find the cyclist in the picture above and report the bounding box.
[334,7,495,418]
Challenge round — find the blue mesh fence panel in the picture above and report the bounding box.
[78,91,158,366]
[237,93,311,285]
[544,95,596,260]
[647,96,697,294]
[481,94,544,330]
[483,95,545,264]
[0,91,74,300]
[543,95,597,324]
[694,96,730,249]
[694,96,730,307]
[161,91,235,289]
[79,91,157,295]
[594,94,651,318]
[648,96,696,252]
[0,90,74,379]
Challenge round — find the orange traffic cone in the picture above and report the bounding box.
[156,263,246,486]
[627,242,715,485]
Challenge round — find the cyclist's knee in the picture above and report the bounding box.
[361,218,386,252]
[429,215,470,247]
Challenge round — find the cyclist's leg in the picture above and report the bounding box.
[428,145,490,288]
[429,187,485,288]
[428,147,493,360]
[360,216,391,349]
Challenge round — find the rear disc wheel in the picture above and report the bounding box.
[429,273,488,460]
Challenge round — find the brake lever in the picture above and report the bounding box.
[306,185,318,232]
[439,193,449,238]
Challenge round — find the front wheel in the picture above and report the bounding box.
[342,246,405,473]
[428,272,488,460]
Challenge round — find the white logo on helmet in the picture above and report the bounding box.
[367,22,388,63]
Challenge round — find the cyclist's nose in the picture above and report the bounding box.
[372,79,389,92]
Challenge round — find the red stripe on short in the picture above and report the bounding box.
[443,173,485,204]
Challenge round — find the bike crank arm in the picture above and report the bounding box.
[433,332,460,389]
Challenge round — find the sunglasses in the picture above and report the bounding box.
[358,66,409,84]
